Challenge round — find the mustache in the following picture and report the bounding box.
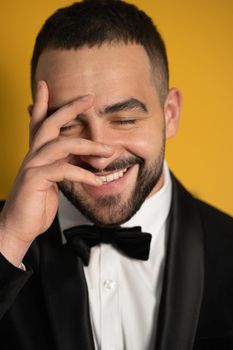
[76,156,144,173]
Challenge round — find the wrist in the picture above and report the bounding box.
[0,227,32,268]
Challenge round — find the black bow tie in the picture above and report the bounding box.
[64,225,152,266]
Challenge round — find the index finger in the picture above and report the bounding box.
[30,94,94,152]
[29,80,49,145]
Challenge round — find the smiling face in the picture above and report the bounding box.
[35,43,181,226]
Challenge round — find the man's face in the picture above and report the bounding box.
[35,43,180,226]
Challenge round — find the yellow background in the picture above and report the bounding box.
[0,0,232,215]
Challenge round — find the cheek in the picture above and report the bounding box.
[120,126,165,161]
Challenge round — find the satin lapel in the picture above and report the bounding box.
[39,216,95,350]
[156,176,204,350]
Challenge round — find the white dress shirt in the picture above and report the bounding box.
[58,162,172,350]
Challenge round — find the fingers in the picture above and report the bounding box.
[27,84,112,187]
[30,91,94,152]
[32,81,49,123]
[23,161,103,190]
[27,138,113,167]
[29,81,49,145]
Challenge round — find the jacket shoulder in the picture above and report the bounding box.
[171,174,233,235]
[194,197,233,276]
[195,197,233,234]
[172,176,233,338]
[172,174,233,266]
[187,197,233,339]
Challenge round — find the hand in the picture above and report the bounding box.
[0,81,113,266]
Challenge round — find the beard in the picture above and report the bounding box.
[59,144,165,227]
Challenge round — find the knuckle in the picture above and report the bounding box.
[56,160,67,172]
[21,167,36,183]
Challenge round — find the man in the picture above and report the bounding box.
[0,0,233,349]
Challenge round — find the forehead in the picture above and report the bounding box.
[35,43,155,106]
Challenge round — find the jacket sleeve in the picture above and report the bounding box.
[0,253,33,319]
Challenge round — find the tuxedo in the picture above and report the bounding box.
[0,174,233,350]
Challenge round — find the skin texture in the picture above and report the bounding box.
[0,43,181,266]
[36,44,181,225]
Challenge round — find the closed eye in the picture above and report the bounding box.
[60,121,83,133]
[112,119,136,125]
[60,125,74,132]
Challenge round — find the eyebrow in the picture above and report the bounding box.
[102,98,148,115]
[47,97,148,118]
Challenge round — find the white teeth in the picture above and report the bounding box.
[107,174,114,182]
[99,168,127,184]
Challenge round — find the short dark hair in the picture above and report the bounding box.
[31,0,169,103]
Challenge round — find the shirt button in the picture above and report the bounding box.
[103,279,116,290]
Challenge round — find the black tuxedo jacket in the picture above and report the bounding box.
[0,175,233,350]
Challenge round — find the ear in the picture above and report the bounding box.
[27,104,33,118]
[164,88,182,139]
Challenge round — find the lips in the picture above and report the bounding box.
[82,164,138,198]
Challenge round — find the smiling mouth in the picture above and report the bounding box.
[97,168,128,184]
[76,156,142,185]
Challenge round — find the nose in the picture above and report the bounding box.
[79,118,124,171]
[79,146,123,171]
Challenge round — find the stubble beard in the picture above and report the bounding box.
[59,145,165,227]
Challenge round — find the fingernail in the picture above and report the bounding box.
[95,176,103,185]
[37,80,44,90]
